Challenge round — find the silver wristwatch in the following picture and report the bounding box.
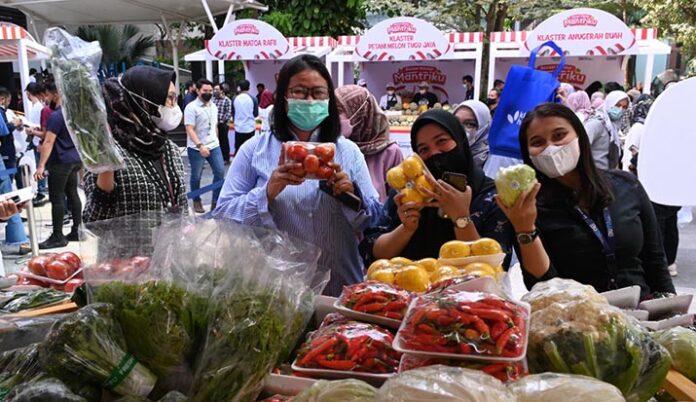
[516,229,539,245]
[453,216,472,229]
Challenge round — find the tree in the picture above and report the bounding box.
[258,0,366,37]
[76,25,155,67]
[636,0,696,64]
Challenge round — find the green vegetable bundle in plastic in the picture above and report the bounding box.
[44,27,125,173]
[654,326,696,381]
[294,379,377,402]
[495,164,538,208]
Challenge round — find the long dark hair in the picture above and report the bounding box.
[519,103,613,209]
[273,54,340,143]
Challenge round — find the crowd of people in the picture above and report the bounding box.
[0,55,685,299]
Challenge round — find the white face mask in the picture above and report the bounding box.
[152,105,183,131]
[465,127,478,144]
[387,90,395,96]
[530,137,581,178]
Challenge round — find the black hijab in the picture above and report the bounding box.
[392,109,495,260]
[103,66,175,160]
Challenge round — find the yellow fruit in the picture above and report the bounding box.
[386,167,407,190]
[462,262,496,277]
[417,258,439,273]
[431,265,459,283]
[440,241,471,259]
[495,265,504,274]
[415,174,434,198]
[400,188,424,204]
[371,269,395,284]
[367,259,392,278]
[395,265,430,293]
[390,257,413,267]
[470,238,503,255]
[402,156,424,179]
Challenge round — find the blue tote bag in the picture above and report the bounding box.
[488,41,566,159]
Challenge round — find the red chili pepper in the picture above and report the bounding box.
[409,308,427,325]
[470,316,491,338]
[464,328,480,340]
[299,337,337,366]
[436,315,455,326]
[459,307,512,323]
[482,363,509,374]
[384,300,408,311]
[479,298,520,312]
[425,308,445,321]
[317,358,356,370]
[417,323,438,334]
[356,302,388,313]
[496,327,516,354]
[446,309,475,324]
[361,357,376,369]
[491,321,509,340]
[459,343,473,354]
[383,311,403,320]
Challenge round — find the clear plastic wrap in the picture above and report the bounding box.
[4,378,86,402]
[654,326,696,381]
[494,164,538,208]
[283,142,337,180]
[522,278,609,312]
[0,344,42,398]
[39,303,157,397]
[396,290,529,360]
[338,281,412,321]
[293,379,377,402]
[385,154,433,204]
[527,298,671,402]
[148,218,328,402]
[510,373,626,402]
[43,28,125,173]
[398,355,525,382]
[376,365,515,402]
[294,321,401,374]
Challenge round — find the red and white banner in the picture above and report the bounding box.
[362,60,475,104]
[525,8,636,56]
[355,17,451,62]
[206,19,290,61]
[494,56,624,89]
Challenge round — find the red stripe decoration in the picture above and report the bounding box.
[447,32,484,43]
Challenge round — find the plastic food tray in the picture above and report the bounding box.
[18,267,84,285]
[332,299,402,330]
[291,360,394,386]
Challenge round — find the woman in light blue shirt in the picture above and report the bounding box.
[212,55,381,296]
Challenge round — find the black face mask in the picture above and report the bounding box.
[201,93,213,102]
[424,148,468,180]
[486,98,498,106]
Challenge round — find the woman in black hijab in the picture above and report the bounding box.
[362,109,514,266]
[83,66,187,222]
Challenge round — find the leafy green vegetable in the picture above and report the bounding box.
[4,378,86,402]
[654,326,696,381]
[0,344,43,399]
[294,379,377,402]
[0,289,70,313]
[39,303,157,397]
[495,164,538,208]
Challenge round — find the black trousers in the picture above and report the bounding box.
[48,163,82,236]
[218,123,230,161]
[235,131,255,155]
[652,202,681,266]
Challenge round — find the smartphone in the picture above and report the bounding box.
[442,172,468,192]
[319,180,362,211]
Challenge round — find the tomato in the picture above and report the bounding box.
[18,276,44,287]
[55,252,81,273]
[316,164,334,180]
[286,143,309,162]
[314,144,335,163]
[303,154,320,174]
[64,279,84,293]
[27,255,53,276]
[45,260,73,281]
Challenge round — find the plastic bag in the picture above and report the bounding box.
[495,164,538,208]
[148,218,328,402]
[293,379,377,402]
[527,298,671,402]
[5,378,86,402]
[339,281,412,321]
[654,326,696,381]
[522,278,608,312]
[385,154,434,204]
[0,344,42,398]
[43,27,125,173]
[397,290,529,359]
[398,355,525,382]
[510,373,626,402]
[376,365,515,402]
[295,321,401,374]
[284,142,337,180]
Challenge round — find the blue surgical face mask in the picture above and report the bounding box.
[287,99,330,131]
[607,106,625,121]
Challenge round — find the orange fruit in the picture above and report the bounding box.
[402,156,424,179]
[470,238,503,256]
[440,241,471,259]
[400,188,424,205]
[386,166,407,190]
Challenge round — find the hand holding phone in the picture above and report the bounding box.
[319,180,362,211]
[442,172,468,192]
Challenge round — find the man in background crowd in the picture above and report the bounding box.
[462,75,474,101]
[213,82,233,165]
[232,79,258,156]
[412,81,438,108]
[183,80,197,108]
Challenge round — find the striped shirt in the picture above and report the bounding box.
[211,131,382,296]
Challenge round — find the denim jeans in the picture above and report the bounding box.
[0,159,28,245]
[187,146,225,204]
[34,149,47,193]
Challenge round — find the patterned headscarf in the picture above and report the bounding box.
[566,91,593,116]
[631,94,654,125]
[335,85,392,155]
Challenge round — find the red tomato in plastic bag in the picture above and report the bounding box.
[286,144,309,162]
[45,260,72,281]
[315,144,335,163]
[64,279,84,293]
[289,166,306,178]
[317,164,334,180]
[27,256,53,276]
[55,252,81,273]
[303,154,320,174]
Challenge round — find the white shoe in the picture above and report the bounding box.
[668,264,678,277]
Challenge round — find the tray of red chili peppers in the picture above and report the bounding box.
[394,290,530,361]
[398,354,526,382]
[292,320,402,381]
[335,281,412,329]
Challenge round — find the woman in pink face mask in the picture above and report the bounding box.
[335,85,403,202]
[497,102,674,300]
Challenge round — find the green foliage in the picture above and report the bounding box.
[636,0,696,61]
[75,24,155,67]
[263,0,365,37]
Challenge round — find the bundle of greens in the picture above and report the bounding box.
[527,299,671,402]
[654,326,696,381]
[0,288,70,313]
[39,303,157,398]
[44,27,125,173]
[0,344,43,399]
[4,378,86,402]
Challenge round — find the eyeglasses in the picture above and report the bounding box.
[288,86,329,100]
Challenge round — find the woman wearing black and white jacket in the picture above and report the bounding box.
[82,66,187,222]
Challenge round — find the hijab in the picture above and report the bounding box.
[103,66,175,160]
[453,100,491,169]
[601,90,629,146]
[566,91,593,117]
[335,85,392,155]
[559,83,575,98]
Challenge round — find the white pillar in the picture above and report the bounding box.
[17,39,31,115]
[218,60,225,83]
[205,59,213,81]
[488,46,497,92]
[172,44,180,94]
[644,53,655,94]
[473,44,483,100]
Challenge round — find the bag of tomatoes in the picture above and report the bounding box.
[284,142,337,180]
[386,154,435,204]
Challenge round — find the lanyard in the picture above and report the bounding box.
[575,206,618,290]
